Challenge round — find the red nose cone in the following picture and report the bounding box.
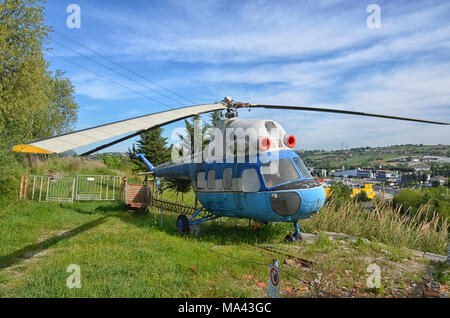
[259,137,271,151]
[286,135,296,148]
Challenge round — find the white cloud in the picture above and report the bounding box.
[46,0,450,151]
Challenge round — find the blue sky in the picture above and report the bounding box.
[43,0,450,153]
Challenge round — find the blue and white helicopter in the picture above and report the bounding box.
[12,97,449,241]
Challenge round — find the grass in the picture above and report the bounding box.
[0,197,448,298]
[0,156,448,297]
[298,200,448,255]
[0,199,274,297]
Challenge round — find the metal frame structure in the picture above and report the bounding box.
[46,177,76,203]
[188,207,221,225]
[75,175,122,201]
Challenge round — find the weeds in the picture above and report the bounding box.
[302,200,448,255]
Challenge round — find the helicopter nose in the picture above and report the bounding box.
[297,186,326,218]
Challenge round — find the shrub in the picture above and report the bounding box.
[304,200,448,255]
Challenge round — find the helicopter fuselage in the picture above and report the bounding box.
[151,149,326,223]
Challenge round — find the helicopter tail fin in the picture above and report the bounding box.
[136,153,153,172]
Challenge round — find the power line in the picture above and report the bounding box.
[52,52,173,108]
[53,30,198,106]
[53,39,182,109]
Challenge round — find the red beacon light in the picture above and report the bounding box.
[284,135,296,148]
[259,137,271,151]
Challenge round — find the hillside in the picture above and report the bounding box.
[0,200,448,298]
[296,144,450,171]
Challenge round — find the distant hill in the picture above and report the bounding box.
[296,144,450,171]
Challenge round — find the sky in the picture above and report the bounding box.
[43,0,450,153]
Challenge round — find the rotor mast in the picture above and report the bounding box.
[222,96,249,118]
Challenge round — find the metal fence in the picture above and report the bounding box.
[76,175,122,201]
[22,175,76,203]
[20,174,123,203]
[46,177,76,203]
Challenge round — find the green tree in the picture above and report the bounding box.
[176,115,210,156]
[128,127,172,171]
[0,0,78,181]
[328,182,352,208]
[164,178,191,203]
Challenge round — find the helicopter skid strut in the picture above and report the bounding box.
[177,208,220,237]
[285,221,302,242]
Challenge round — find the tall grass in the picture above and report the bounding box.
[302,200,448,255]
[29,156,120,176]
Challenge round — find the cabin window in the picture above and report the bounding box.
[292,157,312,178]
[261,158,300,188]
[207,170,216,189]
[223,168,232,190]
[197,171,206,189]
[241,168,260,192]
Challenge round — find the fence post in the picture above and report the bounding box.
[19,175,24,199]
[24,175,29,199]
[39,176,44,201]
[123,177,127,201]
[31,176,36,200]
[71,178,76,203]
[160,207,163,227]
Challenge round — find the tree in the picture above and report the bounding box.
[128,127,172,171]
[0,0,78,181]
[176,114,210,157]
[1,0,49,141]
[164,178,191,203]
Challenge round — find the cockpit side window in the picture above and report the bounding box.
[241,168,260,192]
[292,157,312,178]
[207,170,216,189]
[197,171,206,189]
[223,168,232,190]
[261,158,300,188]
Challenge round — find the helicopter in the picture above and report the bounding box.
[11,97,449,241]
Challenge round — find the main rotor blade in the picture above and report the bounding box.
[248,104,449,125]
[11,103,226,155]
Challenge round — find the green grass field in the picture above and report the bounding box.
[0,196,448,298]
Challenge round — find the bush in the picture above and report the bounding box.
[353,191,370,202]
[393,187,449,222]
[327,182,352,207]
[303,200,448,254]
[0,176,19,203]
[98,154,130,171]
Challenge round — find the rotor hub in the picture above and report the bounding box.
[221,97,250,118]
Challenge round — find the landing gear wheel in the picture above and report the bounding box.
[177,214,189,234]
[284,233,303,242]
[285,234,296,242]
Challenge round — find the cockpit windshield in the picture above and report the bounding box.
[292,156,312,178]
[261,158,300,188]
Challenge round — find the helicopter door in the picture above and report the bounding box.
[235,168,261,210]
[241,168,260,192]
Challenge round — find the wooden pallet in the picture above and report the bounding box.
[125,184,150,209]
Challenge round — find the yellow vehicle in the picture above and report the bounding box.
[324,187,331,199]
[352,184,376,200]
